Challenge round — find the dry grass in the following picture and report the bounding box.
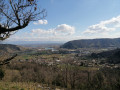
[0,81,62,90]
[0,81,42,90]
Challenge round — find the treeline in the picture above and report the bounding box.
[90,48,120,64]
[3,60,120,90]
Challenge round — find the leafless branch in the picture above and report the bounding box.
[0,54,17,65]
[0,0,46,40]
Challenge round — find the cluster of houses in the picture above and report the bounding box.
[18,55,61,66]
[72,59,120,69]
[18,54,120,69]
[17,47,120,69]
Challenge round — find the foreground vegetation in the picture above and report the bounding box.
[1,58,120,89]
[1,62,120,90]
[0,81,43,90]
[1,46,120,90]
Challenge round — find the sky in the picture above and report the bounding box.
[6,0,120,42]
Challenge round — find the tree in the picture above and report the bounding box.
[0,68,4,80]
[0,0,46,40]
[0,0,46,78]
[0,54,17,66]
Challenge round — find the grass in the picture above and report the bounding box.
[0,81,62,90]
[14,53,70,62]
[0,82,43,90]
[58,64,99,71]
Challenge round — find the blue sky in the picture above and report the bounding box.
[6,0,120,42]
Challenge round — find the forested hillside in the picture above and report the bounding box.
[61,38,120,49]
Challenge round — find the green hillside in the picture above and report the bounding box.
[61,38,120,49]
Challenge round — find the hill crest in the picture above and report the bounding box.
[61,38,120,49]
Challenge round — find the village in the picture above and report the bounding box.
[16,47,120,70]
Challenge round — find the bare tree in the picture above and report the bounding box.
[0,54,17,65]
[0,0,46,66]
[0,0,46,40]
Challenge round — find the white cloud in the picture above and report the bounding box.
[84,16,120,34]
[31,24,75,36]
[8,16,120,42]
[33,20,48,25]
[32,29,54,36]
[55,24,75,35]
[7,24,76,41]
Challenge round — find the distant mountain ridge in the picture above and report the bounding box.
[61,38,120,49]
[0,44,28,54]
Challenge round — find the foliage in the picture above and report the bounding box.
[90,48,120,64]
[0,68,4,80]
[4,60,120,90]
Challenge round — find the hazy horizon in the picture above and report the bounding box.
[2,37,120,45]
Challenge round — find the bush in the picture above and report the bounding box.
[0,68,4,80]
